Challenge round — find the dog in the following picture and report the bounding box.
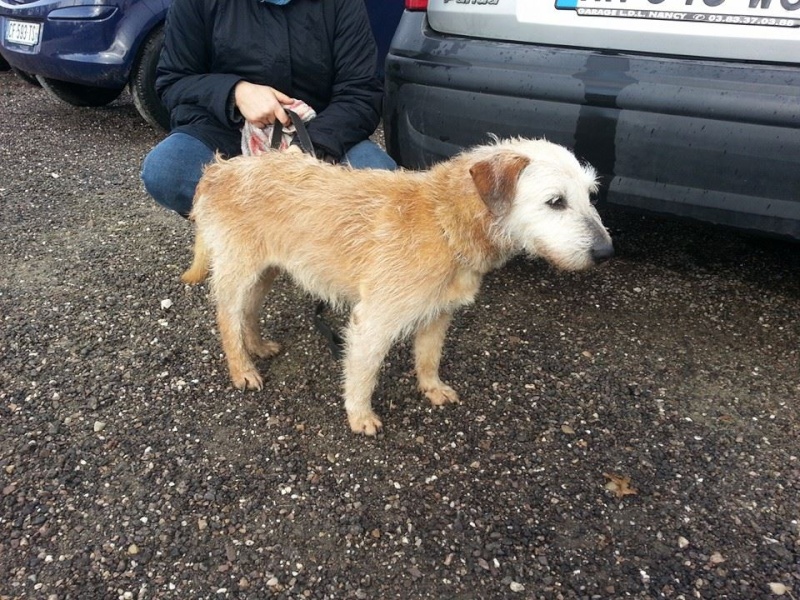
[182,138,613,435]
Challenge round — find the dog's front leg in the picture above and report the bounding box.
[414,312,459,406]
[343,304,398,435]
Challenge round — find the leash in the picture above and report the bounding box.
[270,108,315,155]
[271,110,345,360]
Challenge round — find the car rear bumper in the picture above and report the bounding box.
[384,12,800,240]
[0,0,163,88]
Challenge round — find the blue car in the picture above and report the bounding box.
[0,0,402,131]
[0,0,170,128]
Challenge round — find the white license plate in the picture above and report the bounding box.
[555,0,800,28]
[5,20,41,46]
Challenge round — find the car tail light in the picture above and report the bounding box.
[405,0,428,10]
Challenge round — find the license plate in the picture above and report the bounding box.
[555,0,800,28]
[5,20,41,46]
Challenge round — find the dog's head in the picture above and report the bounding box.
[469,138,613,271]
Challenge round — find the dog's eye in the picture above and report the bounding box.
[590,195,598,206]
[547,196,567,210]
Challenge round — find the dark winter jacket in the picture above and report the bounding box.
[155,0,383,161]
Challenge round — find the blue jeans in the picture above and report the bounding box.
[141,133,397,217]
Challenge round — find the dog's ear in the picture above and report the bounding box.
[469,153,530,216]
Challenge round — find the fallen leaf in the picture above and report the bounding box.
[603,472,638,499]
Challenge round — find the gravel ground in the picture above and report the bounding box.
[1,71,798,600]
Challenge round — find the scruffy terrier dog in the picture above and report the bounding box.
[182,138,613,435]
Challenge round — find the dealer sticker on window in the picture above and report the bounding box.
[555,0,800,28]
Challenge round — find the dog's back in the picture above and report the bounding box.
[191,151,497,308]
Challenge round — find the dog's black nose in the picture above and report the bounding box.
[591,243,615,264]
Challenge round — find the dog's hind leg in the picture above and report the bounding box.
[343,303,401,436]
[414,312,459,406]
[213,269,265,391]
[242,267,282,359]
[181,229,210,284]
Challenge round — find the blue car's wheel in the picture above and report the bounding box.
[130,24,169,131]
[37,75,123,107]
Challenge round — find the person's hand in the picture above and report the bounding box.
[284,144,304,155]
[234,82,294,129]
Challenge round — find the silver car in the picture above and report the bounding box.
[384,0,800,239]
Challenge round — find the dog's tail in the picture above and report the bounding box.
[180,228,210,285]
[180,156,225,284]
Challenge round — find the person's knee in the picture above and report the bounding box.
[141,134,212,217]
[141,151,174,210]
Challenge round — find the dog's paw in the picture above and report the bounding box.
[422,384,459,407]
[348,411,383,436]
[249,339,281,359]
[231,369,264,391]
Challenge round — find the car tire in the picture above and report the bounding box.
[0,55,9,71]
[129,24,169,132]
[37,75,123,106]
[11,67,41,87]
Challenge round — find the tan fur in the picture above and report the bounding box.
[184,138,612,435]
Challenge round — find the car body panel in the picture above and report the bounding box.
[365,0,405,76]
[0,0,167,88]
[384,11,800,239]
